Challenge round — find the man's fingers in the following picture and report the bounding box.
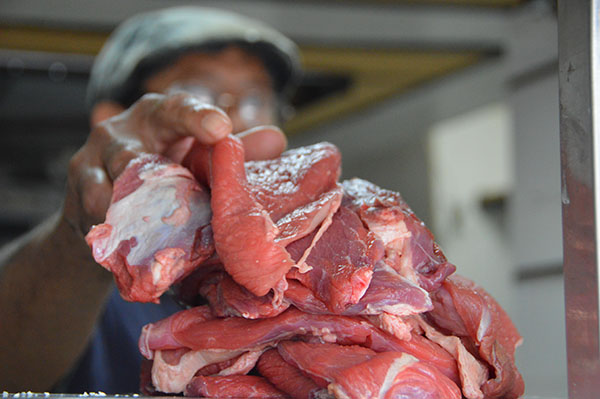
[67,151,113,234]
[237,126,287,161]
[135,93,233,151]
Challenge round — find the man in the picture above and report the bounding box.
[0,7,301,393]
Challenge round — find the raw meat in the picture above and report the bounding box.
[86,153,214,303]
[286,206,381,313]
[199,271,290,319]
[257,349,332,399]
[184,375,288,398]
[278,341,461,399]
[89,139,524,398]
[284,264,432,319]
[245,142,341,221]
[210,136,294,300]
[415,315,489,399]
[428,275,524,399]
[342,178,456,291]
[139,306,461,388]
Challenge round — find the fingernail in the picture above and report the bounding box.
[201,113,231,140]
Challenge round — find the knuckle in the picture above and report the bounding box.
[105,147,138,179]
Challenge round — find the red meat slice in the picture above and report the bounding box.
[275,186,343,269]
[286,206,382,313]
[342,178,455,291]
[150,347,244,393]
[86,153,214,303]
[415,315,489,399]
[277,341,461,399]
[210,136,294,299]
[277,341,377,382]
[257,349,330,399]
[184,375,288,398]
[284,263,432,318]
[428,275,524,399]
[139,307,460,385]
[372,329,460,385]
[143,308,378,353]
[139,306,216,359]
[331,352,461,399]
[199,271,290,319]
[246,142,341,222]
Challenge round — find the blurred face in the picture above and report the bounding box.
[144,46,278,133]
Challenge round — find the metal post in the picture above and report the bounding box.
[558,1,600,397]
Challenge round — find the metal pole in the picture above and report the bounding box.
[558,1,600,397]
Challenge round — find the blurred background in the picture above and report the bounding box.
[0,0,563,396]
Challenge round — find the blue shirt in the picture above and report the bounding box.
[63,288,182,394]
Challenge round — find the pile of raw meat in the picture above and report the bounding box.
[86,136,524,399]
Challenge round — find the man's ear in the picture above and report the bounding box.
[90,101,126,127]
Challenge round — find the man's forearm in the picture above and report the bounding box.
[0,212,114,391]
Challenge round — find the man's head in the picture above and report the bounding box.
[87,7,301,133]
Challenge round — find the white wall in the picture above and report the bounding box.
[428,102,514,312]
[509,71,566,398]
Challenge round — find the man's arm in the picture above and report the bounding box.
[0,212,114,391]
[0,92,286,391]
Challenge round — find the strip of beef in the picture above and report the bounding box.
[245,142,341,222]
[184,375,288,398]
[149,346,267,394]
[257,349,332,399]
[200,271,290,319]
[210,136,295,299]
[278,341,461,399]
[277,341,377,381]
[210,138,344,301]
[414,315,489,399]
[139,307,460,385]
[150,347,243,393]
[139,306,216,359]
[284,263,432,318]
[286,206,382,313]
[342,178,455,291]
[332,351,461,399]
[86,153,214,303]
[427,275,524,399]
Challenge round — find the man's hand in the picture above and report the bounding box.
[63,92,286,240]
[0,91,287,391]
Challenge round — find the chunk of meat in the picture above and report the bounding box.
[277,186,343,274]
[286,206,382,313]
[199,271,290,319]
[149,347,267,394]
[210,136,294,299]
[343,262,432,316]
[415,315,489,399]
[246,142,341,221]
[139,307,460,385]
[284,263,432,319]
[428,275,524,399]
[86,153,213,302]
[151,348,242,393]
[258,349,332,399]
[371,329,460,385]
[140,307,378,353]
[278,341,461,399]
[277,341,377,382]
[139,306,216,359]
[330,352,461,399]
[184,375,288,398]
[342,178,455,291]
